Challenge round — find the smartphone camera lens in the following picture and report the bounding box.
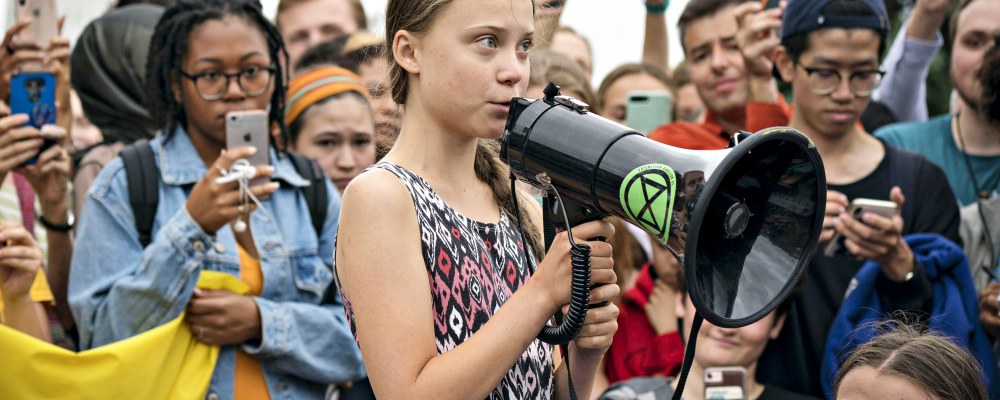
[853,208,863,219]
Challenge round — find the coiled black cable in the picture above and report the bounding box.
[509,174,591,400]
[508,173,593,346]
[536,185,592,345]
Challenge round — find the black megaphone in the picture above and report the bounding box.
[501,84,826,344]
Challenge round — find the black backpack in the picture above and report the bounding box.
[119,139,328,247]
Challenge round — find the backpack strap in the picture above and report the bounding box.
[886,144,919,233]
[287,152,328,240]
[120,139,159,248]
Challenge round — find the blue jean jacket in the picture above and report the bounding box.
[69,129,365,399]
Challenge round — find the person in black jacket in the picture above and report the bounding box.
[755,0,963,397]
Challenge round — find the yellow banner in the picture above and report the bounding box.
[0,271,248,400]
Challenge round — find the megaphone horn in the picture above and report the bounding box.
[502,84,826,342]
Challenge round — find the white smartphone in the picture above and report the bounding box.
[705,366,747,400]
[14,0,57,46]
[823,198,898,258]
[225,110,271,187]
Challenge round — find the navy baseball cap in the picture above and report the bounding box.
[781,0,889,40]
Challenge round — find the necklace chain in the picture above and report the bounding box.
[955,113,1000,200]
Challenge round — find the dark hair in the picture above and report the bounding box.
[294,36,358,73]
[596,63,673,112]
[834,322,987,400]
[781,0,887,63]
[145,0,290,147]
[288,91,370,143]
[677,0,752,54]
[385,0,544,259]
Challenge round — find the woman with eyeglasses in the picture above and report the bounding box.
[68,1,364,399]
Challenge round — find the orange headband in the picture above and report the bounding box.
[285,66,369,126]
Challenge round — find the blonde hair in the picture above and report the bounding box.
[528,49,598,113]
[834,323,987,400]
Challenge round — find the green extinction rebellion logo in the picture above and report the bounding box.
[619,164,677,243]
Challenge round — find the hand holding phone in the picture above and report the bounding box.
[734,0,784,79]
[9,71,57,166]
[823,198,898,258]
[226,110,271,187]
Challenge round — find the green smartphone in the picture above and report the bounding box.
[626,90,673,135]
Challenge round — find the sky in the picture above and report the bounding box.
[3,0,690,88]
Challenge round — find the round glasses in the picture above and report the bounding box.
[797,64,885,97]
[179,65,276,101]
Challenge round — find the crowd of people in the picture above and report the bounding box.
[0,0,997,399]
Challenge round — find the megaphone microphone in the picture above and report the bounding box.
[501,84,826,397]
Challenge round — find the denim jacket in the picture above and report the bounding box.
[69,128,364,399]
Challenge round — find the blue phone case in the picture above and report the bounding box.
[10,72,57,128]
[10,72,57,165]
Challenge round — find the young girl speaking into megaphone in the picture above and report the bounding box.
[334,0,620,398]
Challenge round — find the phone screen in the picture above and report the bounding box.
[10,71,57,165]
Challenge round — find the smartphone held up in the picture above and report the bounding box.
[823,198,897,258]
[225,110,271,187]
[10,71,58,166]
[626,90,673,136]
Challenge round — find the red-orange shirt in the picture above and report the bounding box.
[604,263,683,383]
[649,99,792,150]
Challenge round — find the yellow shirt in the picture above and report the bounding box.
[234,243,270,400]
[0,269,54,323]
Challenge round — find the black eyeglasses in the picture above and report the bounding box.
[179,65,276,101]
[796,64,885,97]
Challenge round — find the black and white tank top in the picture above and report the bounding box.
[339,162,553,399]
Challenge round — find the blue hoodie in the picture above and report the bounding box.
[821,234,1000,399]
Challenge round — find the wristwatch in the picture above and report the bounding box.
[888,270,914,283]
[38,212,75,233]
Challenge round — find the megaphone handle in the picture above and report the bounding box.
[536,191,590,345]
[589,236,610,308]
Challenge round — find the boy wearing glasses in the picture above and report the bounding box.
[754,0,962,397]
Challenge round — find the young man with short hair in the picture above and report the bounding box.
[756,0,965,396]
[275,0,367,67]
[648,0,790,150]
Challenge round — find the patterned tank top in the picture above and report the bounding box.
[338,162,553,399]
